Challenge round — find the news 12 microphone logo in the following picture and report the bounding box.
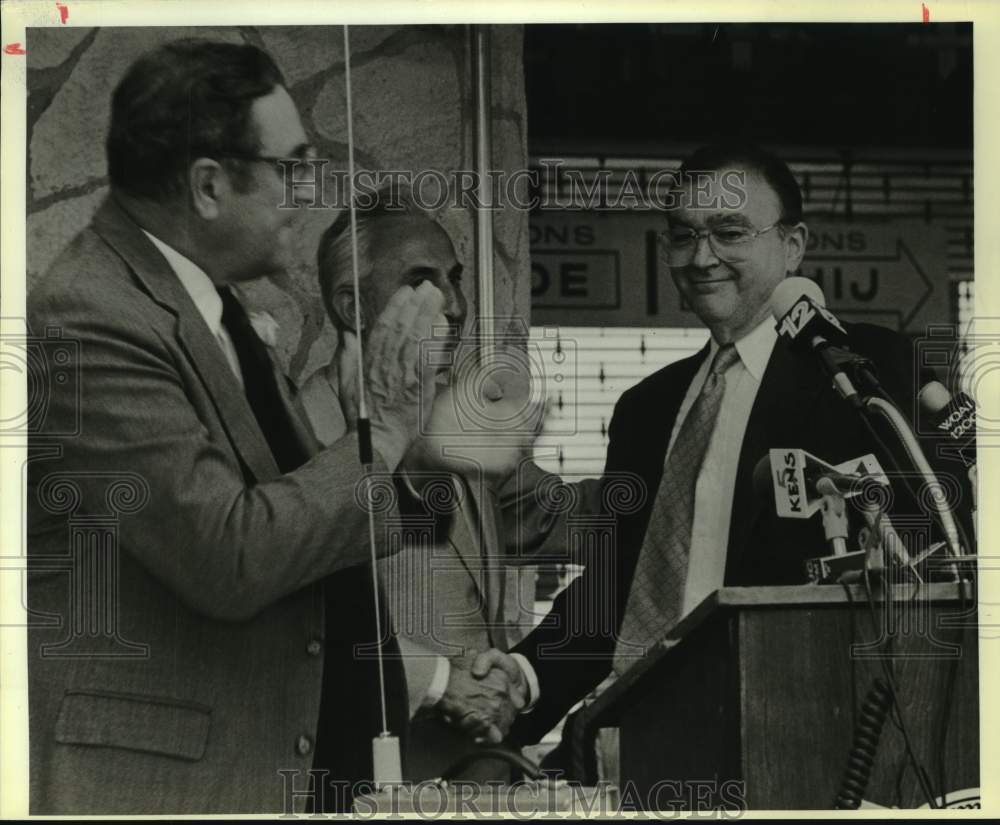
[775,294,848,345]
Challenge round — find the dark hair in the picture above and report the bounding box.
[678,142,803,226]
[107,39,285,200]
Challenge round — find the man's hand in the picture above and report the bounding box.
[438,649,527,744]
[361,281,445,471]
[402,342,546,485]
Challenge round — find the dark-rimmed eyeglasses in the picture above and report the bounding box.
[214,147,320,188]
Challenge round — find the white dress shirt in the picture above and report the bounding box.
[141,230,244,386]
[666,316,778,617]
[531,318,778,710]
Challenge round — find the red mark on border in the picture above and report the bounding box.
[4,43,27,55]
[56,2,69,23]
[922,3,930,22]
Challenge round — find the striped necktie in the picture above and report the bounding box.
[613,343,740,674]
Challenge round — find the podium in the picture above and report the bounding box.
[573,583,979,810]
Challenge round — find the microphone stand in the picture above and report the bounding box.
[816,477,849,557]
[862,395,962,560]
[805,477,870,584]
[813,348,965,561]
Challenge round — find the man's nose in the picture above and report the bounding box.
[442,285,466,326]
[289,162,321,208]
[691,233,720,269]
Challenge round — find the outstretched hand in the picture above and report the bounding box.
[402,342,547,485]
[341,281,445,471]
[438,648,528,744]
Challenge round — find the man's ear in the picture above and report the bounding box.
[189,158,228,220]
[331,284,361,334]
[783,221,809,274]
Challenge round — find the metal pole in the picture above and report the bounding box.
[472,25,495,354]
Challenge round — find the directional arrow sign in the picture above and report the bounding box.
[530,215,952,333]
[797,221,948,333]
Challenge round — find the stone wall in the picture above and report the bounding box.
[26,24,528,382]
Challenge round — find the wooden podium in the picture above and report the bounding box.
[573,583,979,810]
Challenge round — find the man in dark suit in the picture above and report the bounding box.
[472,143,965,752]
[26,39,442,814]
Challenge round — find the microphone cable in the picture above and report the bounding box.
[833,676,894,809]
[859,569,939,807]
[932,576,970,808]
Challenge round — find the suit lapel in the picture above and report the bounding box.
[260,322,320,459]
[725,339,827,577]
[636,344,711,492]
[476,483,508,650]
[447,476,488,596]
[445,475,509,647]
[91,197,282,482]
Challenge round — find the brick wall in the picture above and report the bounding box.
[26,24,529,382]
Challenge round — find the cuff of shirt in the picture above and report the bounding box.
[422,654,450,709]
[509,652,540,713]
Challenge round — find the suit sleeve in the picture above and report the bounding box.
[506,392,643,746]
[28,285,399,622]
[498,460,605,564]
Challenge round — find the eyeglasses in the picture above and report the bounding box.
[658,221,781,266]
[214,147,320,186]
[215,146,319,166]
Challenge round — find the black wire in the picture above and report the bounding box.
[439,746,545,782]
[869,573,938,802]
[841,581,860,736]
[932,579,969,807]
[860,569,939,808]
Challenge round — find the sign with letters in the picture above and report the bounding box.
[529,213,950,334]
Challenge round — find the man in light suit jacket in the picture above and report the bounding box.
[300,190,538,781]
[26,40,445,814]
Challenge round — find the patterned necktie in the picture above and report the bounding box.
[217,286,308,474]
[613,343,741,674]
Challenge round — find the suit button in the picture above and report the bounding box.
[296,735,313,756]
[306,639,322,656]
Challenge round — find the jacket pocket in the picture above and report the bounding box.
[54,689,211,762]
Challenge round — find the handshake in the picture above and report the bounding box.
[438,648,530,745]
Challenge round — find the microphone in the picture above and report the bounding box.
[770,277,871,405]
[753,454,851,553]
[765,448,888,520]
[919,381,977,536]
[757,449,896,582]
[918,381,976,468]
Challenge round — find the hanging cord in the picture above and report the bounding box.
[833,677,894,809]
[932,579,969,807]
[343,24,390,742]
[438,747,544,783]
[860,569,939,807]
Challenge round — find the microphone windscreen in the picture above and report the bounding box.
[770,276,826,320]
[917,380,953,415]
[752,454,774,500]
[918,381,977,466]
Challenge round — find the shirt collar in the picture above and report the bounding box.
[707,315,778,382]
[140,229,223,337]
